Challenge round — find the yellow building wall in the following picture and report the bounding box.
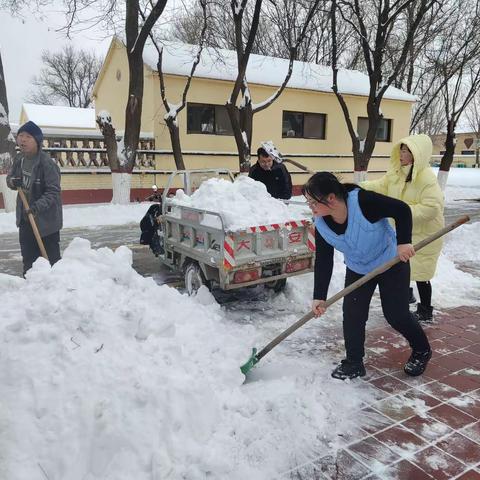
[92,40,415,187]
[148,73,413,174]
[93,40,155,135]
[431,132,479,167]
[61,172,158,190]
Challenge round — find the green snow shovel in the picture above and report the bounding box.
[240,215,470,376]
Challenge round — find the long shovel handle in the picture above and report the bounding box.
[255,215,470,362]
[17,188,49,261]
[282,158,315,174]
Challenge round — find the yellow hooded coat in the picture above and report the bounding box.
[361,134,444,281]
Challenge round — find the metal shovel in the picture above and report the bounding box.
[240,215,470,376]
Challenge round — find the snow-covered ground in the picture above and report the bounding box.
[0,202,150,235]
[0,169,479,479]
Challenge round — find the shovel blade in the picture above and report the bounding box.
[240,348,258,375]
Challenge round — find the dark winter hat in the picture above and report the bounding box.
[17,121,44,148]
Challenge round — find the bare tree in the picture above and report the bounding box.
[170,1,236,50]
[150,0,208,170]
[412,88,446,136]
[426,0,480,189]
[330,0,439,180]
[169,0,352,67]
[465,92,480,167]
[27,45,101,108]
[2,0,169,204]
[69,0,169,203]
[0,50,17,211]
[226,0,323,172]
[438,68,480,187]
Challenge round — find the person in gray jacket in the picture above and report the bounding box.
[7,121,63,275]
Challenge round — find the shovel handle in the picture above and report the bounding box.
[17,188,49,261]
[282,158,315,174]
[255,215,470,362]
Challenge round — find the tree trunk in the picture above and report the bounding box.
[226,102,252,173]
[96,113,131,204]
[440,123,456,172]
[438,120,456,192]
[111,172,132,204]
[239,102,253,172]
[166,118,186,170]
[123,53,143,174]
[0,51,17,212]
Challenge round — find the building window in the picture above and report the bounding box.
[461,150,474,155]
[187,103,234,135]
[282,111,326,139]
[357,117,392,142]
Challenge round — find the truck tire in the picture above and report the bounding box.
[184,262,209,296]
[265,278,287,293]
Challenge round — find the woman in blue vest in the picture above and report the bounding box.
[303,172,431,380]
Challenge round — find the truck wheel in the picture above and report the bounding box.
[265,278,287,293]
[184,262,208,296]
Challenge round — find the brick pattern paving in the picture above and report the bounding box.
[284,306,480,480]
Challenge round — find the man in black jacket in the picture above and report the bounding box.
[248,146,292,200]
[7,121,63,275]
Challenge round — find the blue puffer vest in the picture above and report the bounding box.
[314,189,397,274]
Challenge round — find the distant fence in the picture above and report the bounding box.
[42,147,391,174]
[431,154,479,168]
[43,141,155,169]
[38,147,480,171]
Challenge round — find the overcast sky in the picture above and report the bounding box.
[0,1,182,124]
[0,7,108,123]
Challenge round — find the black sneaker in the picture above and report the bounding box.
[408,287,417,304]
[331,359,366,380]
[404,349,432,376]
[412,304,434,323]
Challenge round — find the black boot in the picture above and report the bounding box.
[331,359,366,380]
[408,287,416,304]
[412,303,434,323]
[404,349,432,376]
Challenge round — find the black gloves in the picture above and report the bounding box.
[24,206,37,216]
[9,177,22,189]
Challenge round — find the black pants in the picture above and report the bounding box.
[19,221,61,275]
[343,261,430,362]
[416,281,432,307]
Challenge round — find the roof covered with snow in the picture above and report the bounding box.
[21,104,97,130]
[142,41,416,103]
[18,104,153,138]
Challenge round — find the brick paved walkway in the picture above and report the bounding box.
[286,306,480,480]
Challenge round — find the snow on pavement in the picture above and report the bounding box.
[0,168,479,479]
[0,239,371,480]
[0,202,151,235]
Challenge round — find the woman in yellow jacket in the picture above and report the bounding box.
[361,134,444,322]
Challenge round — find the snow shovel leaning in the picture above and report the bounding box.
[240,215,470,376]
[17,188,49,261]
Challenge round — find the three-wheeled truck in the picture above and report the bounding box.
[142,169,315,295]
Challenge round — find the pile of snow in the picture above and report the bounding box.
[170,176,310,230]
[0,238,371,480]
